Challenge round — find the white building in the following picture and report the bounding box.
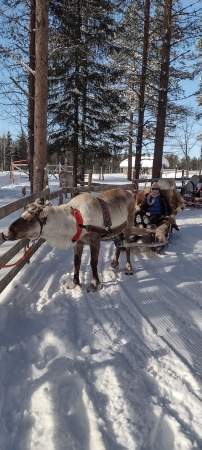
[120,155,169,176]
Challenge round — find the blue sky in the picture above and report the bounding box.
[1,77,201,158]
[167,76,202,159]
[0,119,22,140]
[0,74,201,154]
[0,0,201,159]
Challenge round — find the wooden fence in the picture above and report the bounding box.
[0,187,64,294]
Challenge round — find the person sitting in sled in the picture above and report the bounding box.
[135,182,171,228]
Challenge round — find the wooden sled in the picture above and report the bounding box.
[183,195,202,208]
[115,216,176,253]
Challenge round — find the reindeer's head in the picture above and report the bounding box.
[2,199,50,241]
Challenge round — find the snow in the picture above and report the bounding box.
[120,156,169,169]
[0,171,202,450]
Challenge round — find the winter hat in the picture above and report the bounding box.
[151,182,160,190]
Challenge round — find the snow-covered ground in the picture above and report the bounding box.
[0,172,202,450]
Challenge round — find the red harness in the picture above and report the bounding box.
[71,208,83,242]
[71,198,113,242]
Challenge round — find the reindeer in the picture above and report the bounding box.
[59,170,84,188]
[59,171,73,188]
[3,188,135,292]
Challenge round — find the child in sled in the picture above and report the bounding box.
[134,182,171,228]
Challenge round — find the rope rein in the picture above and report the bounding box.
[0,245,33,269]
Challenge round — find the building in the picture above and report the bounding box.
[120,155,169,176]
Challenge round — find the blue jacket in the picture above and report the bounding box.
[140,193,171,217]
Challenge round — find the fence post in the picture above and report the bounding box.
[11,161,14,183]
[58,190,63,205]
[21,186,30,260]
[88,169,93,192]
[182,169,185,187]
[22,186,26,197]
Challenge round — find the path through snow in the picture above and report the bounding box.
[0,178,202,449]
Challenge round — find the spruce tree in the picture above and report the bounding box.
[48,0,126,180]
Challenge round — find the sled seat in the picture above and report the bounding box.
[131,216,175,244]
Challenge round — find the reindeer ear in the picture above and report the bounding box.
[34,199,44,208]
[26,200,44,215]
[40,203,52,219]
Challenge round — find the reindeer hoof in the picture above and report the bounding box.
[68,281,80,289]
[125,265,133,275]
[108,262,119,271]
[87,283,102,292]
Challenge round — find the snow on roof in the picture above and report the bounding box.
[120,155,169,168]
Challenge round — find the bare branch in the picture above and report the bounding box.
[0,45,35,76]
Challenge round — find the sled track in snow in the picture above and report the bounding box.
[68,261,202,449]
[110,247,202,387]
[119,280,202,382]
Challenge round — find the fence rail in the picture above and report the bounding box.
[0,187,63,294]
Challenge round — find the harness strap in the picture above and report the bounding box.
[71,208,83,242]
[71,199,112,242]
[97,197,112,228]
[79,224,113,236]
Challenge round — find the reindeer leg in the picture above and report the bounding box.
[68,242,83,289]
[87,237,101,292]
[109,232,133,274]
[109,245,121,271]
[124,243,133,275]
[109,205,134,275]
[110,242,133,274]
[123,210,134,275]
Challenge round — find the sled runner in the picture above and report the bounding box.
[183,195,202,208]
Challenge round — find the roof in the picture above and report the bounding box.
[120,155,169,169]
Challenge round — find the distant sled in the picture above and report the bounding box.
[181,174,202,208]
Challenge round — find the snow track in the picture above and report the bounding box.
[0,208,202,449]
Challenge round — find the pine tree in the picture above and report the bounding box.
[48,0,126,181]
[152,0,173,179]
[5,132,14,171]
[13,129,28,161]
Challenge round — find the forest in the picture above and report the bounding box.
[0,0,202,191]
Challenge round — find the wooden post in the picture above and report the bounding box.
[21,185,30,260]
[58,190,63,205]
[22,186,26,197]
[11,161,14,183]
[182,169,185,187]
[88,168,93,192]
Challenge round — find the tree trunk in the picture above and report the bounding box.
[152,0,172,179]
[33,0,49,193]
[128,110,133,181]
[127,71,135,181]
[72,0,81,189]
[28,0,36,194]
[81,68,87,181]
[135,0,150,179]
